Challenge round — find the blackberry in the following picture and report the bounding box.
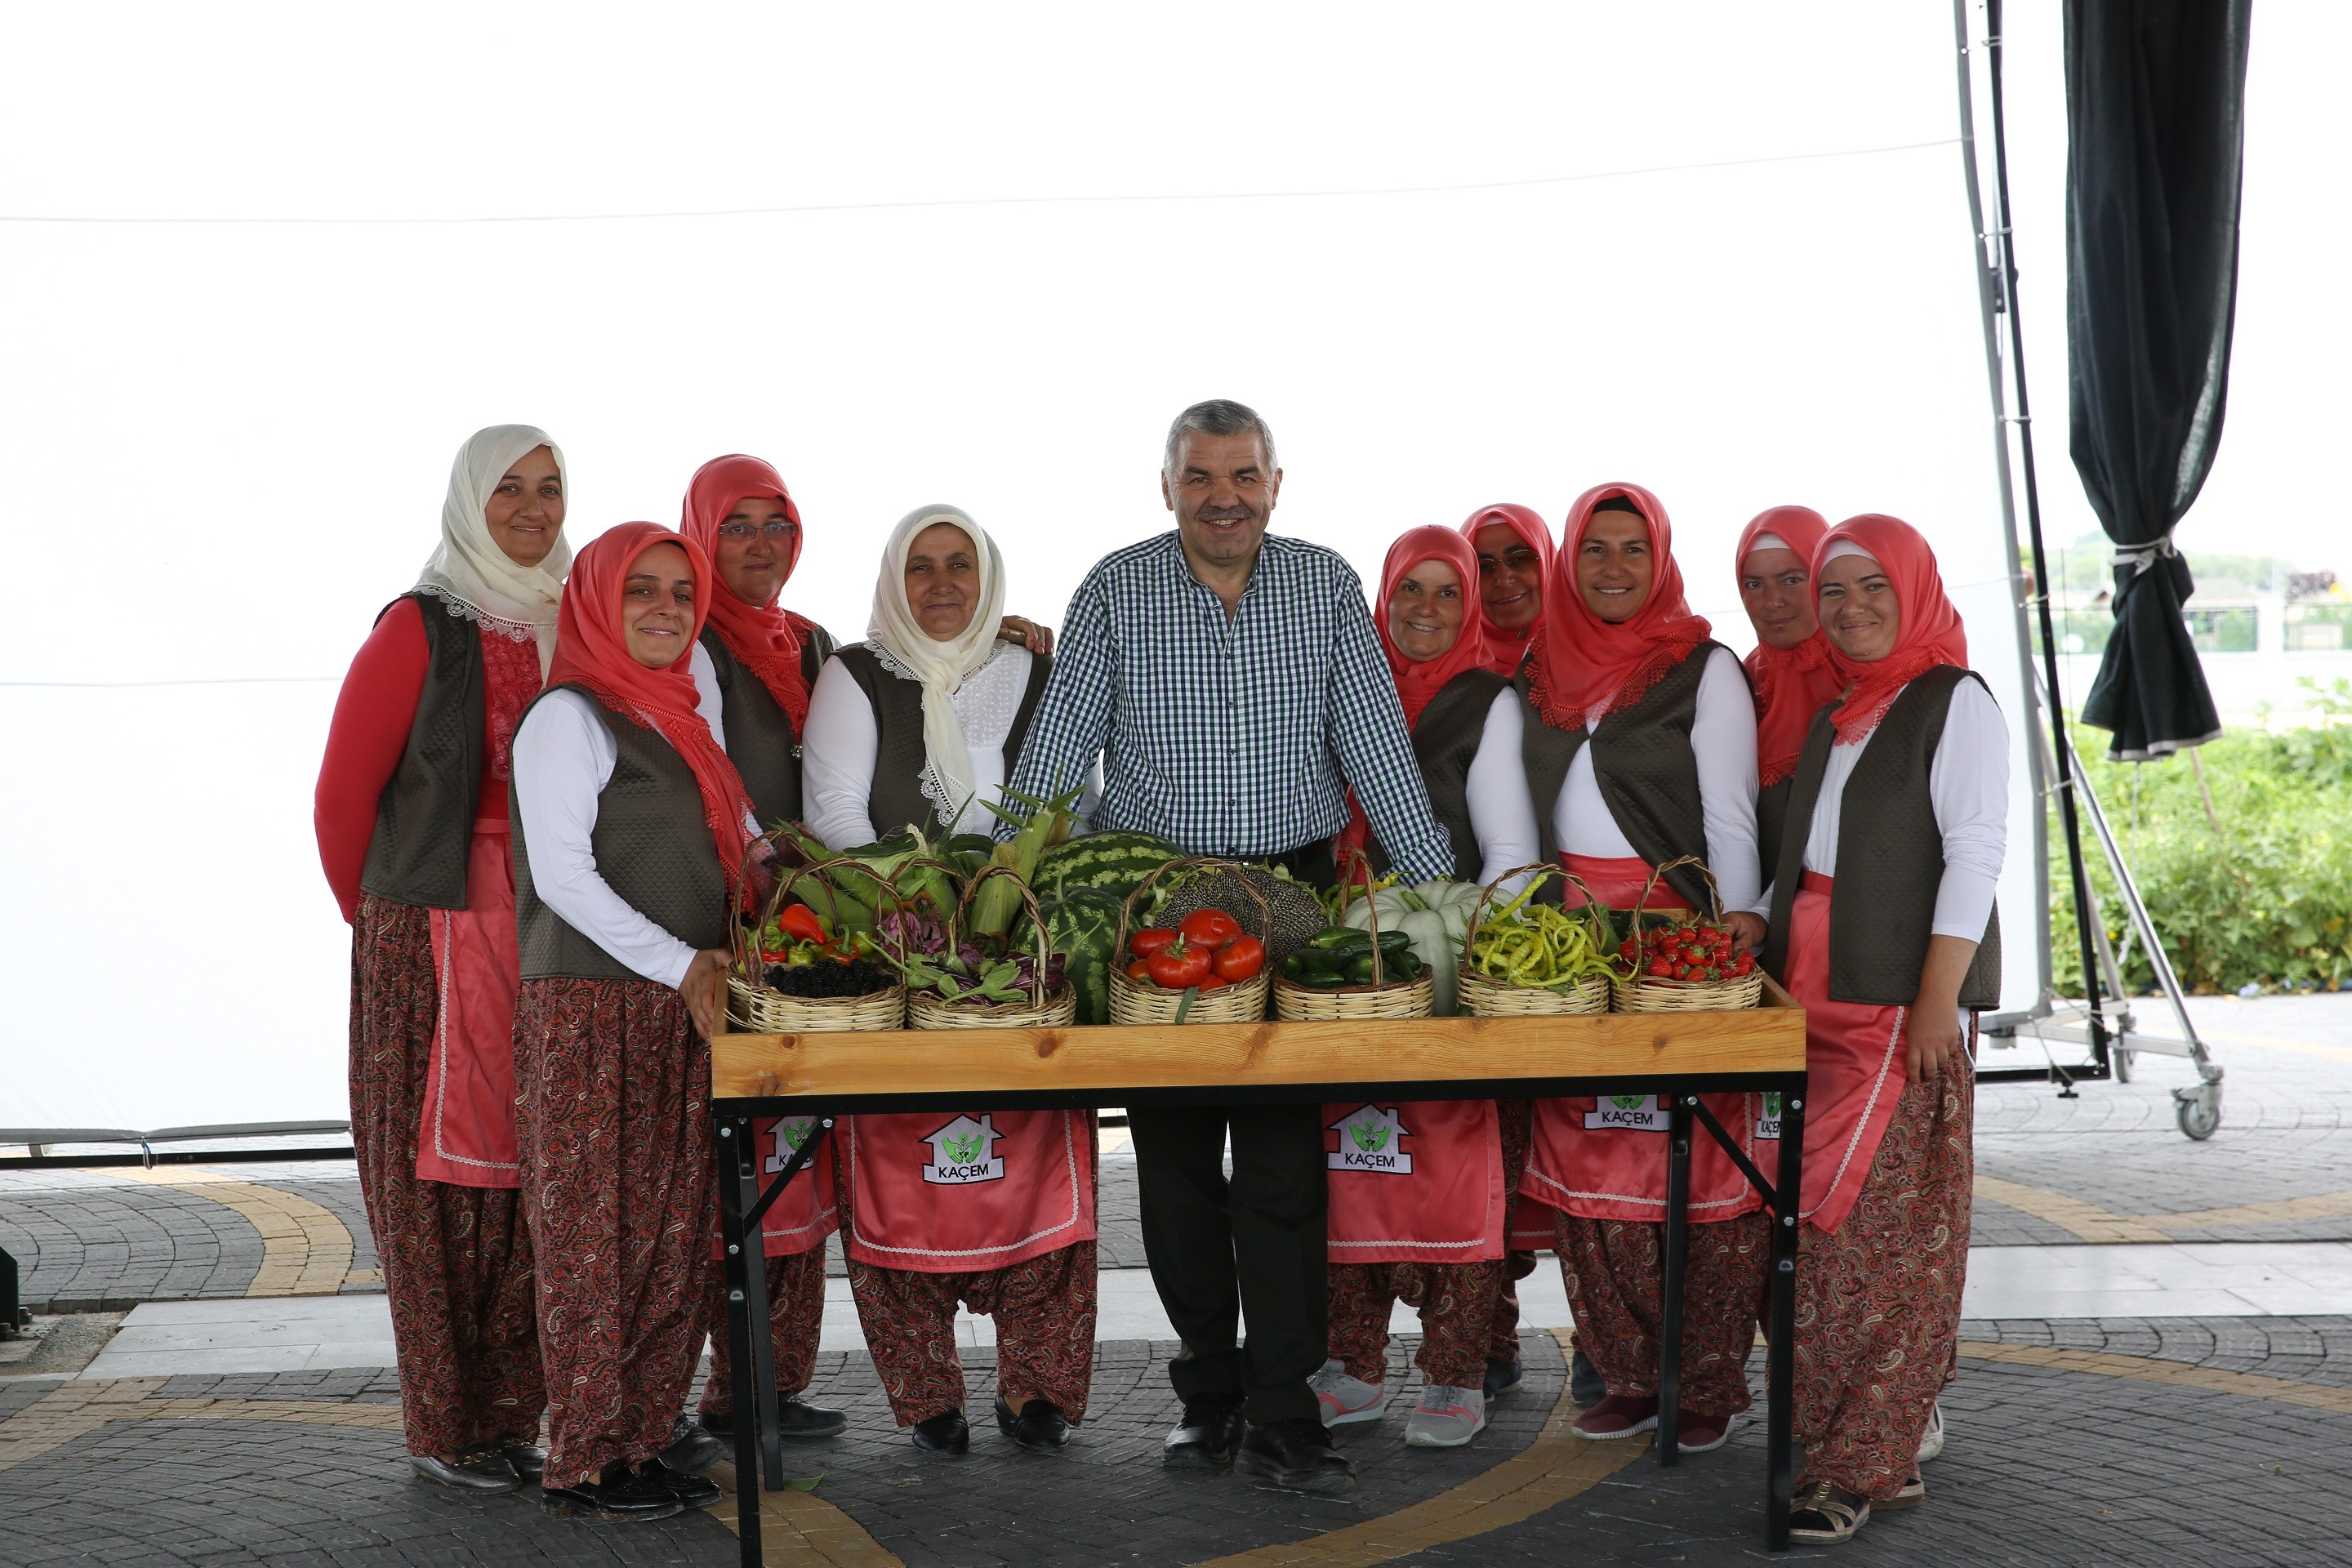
[766,958,895,998]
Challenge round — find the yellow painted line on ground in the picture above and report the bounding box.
[0,1379,403,1477]
[1959,1342,2352,1417]
[1189,1329,1650,1568]
[2158,1191,2352,1229]
[706,1460,907,1568]
[1971,1175,2172,1243]
[112,1166,355,1296]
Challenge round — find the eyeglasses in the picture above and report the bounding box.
[715,521,800,542]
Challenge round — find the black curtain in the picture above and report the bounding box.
[2065,0,2250,760]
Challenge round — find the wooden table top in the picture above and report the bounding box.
[712,984,1805,1103]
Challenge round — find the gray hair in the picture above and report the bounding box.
[1163,399,1278,477]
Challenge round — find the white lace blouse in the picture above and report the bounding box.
[801,639,1035,849]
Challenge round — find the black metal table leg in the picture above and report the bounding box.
[740,1128,785,1492]
[1766,1089,1806,1552]
[1658,1094,1692,1467]
[715,1115,764,1568]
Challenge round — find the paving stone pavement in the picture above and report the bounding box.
[6,1317,2352,1566]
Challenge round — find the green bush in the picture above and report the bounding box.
[2051,680,2352,994]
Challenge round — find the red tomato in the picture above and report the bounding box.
[1177,909,1244,950]
[1196,973,1232,991]
[1213,936,1265,982]
[1147,942,1214,989]
[1130,929,1178,960]
[1127,959,1153,982]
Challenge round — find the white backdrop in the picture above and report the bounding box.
[2,2,2338,1133]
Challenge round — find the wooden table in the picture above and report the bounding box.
[710,985,1809,1561]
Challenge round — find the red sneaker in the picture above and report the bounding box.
[1571,1393,1660,1440]
[1677,1410,1736,1452]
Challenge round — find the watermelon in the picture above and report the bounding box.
[1036,831,1183,905]
[1036,885,1127,1025]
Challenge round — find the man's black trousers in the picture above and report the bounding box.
[1129,1101,1327,1425]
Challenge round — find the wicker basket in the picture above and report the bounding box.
[1274,849,1436,1021]
[906,867,1080,1030]
[1459,967,1610,1017]
[1107,857,1273,1026]
[1455,862,1618,1016]
[724,852,906,1033]
[1608,855,1766,1013]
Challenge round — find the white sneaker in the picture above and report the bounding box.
[1404,1385,1487,1448]
[1310,1358,1388,1427]
[1915,1399,1945,1463]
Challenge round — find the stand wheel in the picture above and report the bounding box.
[2176,1084,2221,1141]
[2114,1048,2134,1083]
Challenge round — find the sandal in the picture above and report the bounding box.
[1877,1468,1927,1511]
[1788,1479,1870,1544]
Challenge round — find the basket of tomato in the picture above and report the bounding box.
[1108,858,1272,1025]
[1607,856,1764,1013]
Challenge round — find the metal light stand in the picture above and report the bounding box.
[1951,0,2223,1140]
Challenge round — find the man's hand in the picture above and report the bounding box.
[680,947,731,1040]
[1000,616,1054,656]
[1726,911,1767,951]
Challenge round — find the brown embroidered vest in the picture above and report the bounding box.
[1760,665,2003,1008]
[701,623,835,831]
[832,643,1053,840]
[1366,668,1508,883]
[512,686,732,982]
[1517,642,1727,912]
[359,592,484,910]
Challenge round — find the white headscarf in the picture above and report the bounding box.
[415,424,572,672]
[867,505,1008,830]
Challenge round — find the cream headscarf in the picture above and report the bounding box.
[867,505,1009,830]
[415,424,572,672]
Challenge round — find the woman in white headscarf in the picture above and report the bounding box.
[799,506,1099,1458]
[801,506,1053,847]
[314,425,569,1498]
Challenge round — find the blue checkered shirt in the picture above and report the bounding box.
[1004,532,1455,882]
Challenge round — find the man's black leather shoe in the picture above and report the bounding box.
[697,1394,850,1443]
[1163,1393,1245,1471]
[540,1460,684,1521]
[1570,1348,1607,1408]
[659,1414,729,1475]
[502,1443,546,1482]
[1235,1418,1357,1494]
[409,1451,521,1494]
[645,1459,721,1508]
[911,1407,969,1454]
[995,1395,1072,1451]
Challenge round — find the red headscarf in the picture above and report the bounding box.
[1526,482,1711,730]
[1333,527,1494,873]
[548,521,760,902]
[1458,503,1553,676]
[1378,526,1494,726]
[1812,514,1971,744]
[1736,506,1844,786]
[679,454,816,733]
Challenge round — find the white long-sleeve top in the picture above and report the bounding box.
[1458,687,1542,884]
[1549,646,1761,914]
[1801,675,2008,941]
[510,686,742,990]
[800,641,1035,849]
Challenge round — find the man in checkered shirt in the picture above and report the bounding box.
[1004,399,1454,1495]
